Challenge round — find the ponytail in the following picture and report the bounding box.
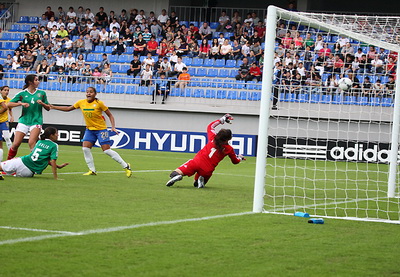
[40,127,57,140]
[23,74,37,90]
[214,129,232,154]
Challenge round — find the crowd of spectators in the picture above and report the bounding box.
[273,23,398,99]
[0,6,269,88]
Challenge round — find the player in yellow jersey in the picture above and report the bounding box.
[50,87,132,177]
[0,86,13,161]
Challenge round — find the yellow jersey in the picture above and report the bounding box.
[0,97,11,123]
[73,99,108,130]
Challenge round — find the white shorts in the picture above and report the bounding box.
[15,123,42,135]
[1,158,34,177]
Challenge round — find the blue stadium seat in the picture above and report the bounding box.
[358,96,369,106]
[86,54,95,62]
[118,55,130,63]
[192,58,203,66]
[120,64,130,73]
[223,80,234,88]
[206,68,218,77]
[189,21,199,27]
[193,89,205,98]
[248,91,261,101]
[126,86,136,94]
[217,90,227,99]
[210,22,219,29]
[109,55,118,62]
[205,89,216,98]
[1,33,12,40]
[310,94,320,103]
[179,21,189,27]
[219,69,229,78]
[9,24,19,32]
[332,94,343,104]
[214,59,225,67]
[29,16,39,23]
[238,91,247,100]
[137,86,148,95]
[381,97,393,107]
[320,94,332,104]
[93,46,103,53]
[18,16,29,23]
[227,90,237,100]
[182,57,192,66]
[369,97,381,106]
[110,64,120,72]
[203,59,214,67]
[105,46,113,53]
[115,86,125,94]
[170,87,180,96]
[343,95,357,105]
[297,93,309,103]
[224,32,234,39]
[196,68,207,76]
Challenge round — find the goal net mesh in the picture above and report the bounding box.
[263,7,400,223]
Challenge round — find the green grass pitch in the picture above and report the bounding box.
[0,145,399,276]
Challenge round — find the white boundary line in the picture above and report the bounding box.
[0,226,78,234]
[0,212,253,246]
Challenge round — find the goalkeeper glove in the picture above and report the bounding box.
[237,154,246,161]
[219,113,234,124]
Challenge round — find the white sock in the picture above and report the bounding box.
[2,130,12,149]
[104,149,128,168]
[82,147,96,172]
[0,148,3,162]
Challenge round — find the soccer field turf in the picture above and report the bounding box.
[0,145,399,276]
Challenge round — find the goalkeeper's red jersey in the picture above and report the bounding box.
[193,119,241,169]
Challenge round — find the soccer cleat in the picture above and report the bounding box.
[166,174,182,187]
[197,176,205,188]
[272,105,278,110]
[83,170,97,176]
[124,163,132,178]
[0,174,4,180]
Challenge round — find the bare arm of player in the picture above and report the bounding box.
[7,102,29,108]
[0,101,8,114]
[8,106,14,122]
[104,109,118,134]
[49,160,69,180]
[37,100,51,111]
[50,105,76,111]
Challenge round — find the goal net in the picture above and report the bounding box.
[253,6,400,224]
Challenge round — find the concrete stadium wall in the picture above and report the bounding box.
[16,0,169,19]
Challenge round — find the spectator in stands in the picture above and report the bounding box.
[63,36,74,53]
[33,45,47,69]
[319,43,331,58]
[99,54,109,71]
[337,35,349,48]
[109,18,120,31]
[358,54,368,73]
[343,55,354,75]
[171,56,186,76]
[386,75,395,97]
[127,55,141,77]
[152,73,170,104]
[57,7,66,21]
[119,9,128,23]
[157,9,169,25]
[49,25,58,40]
[188,39,199,58]
[169,11,179,30]
[39,14,49,29]
[175,67,190,89]
[305,72,322,95]
[0,64,3,80]
[333,54,344,74]
[91,67,101,83]
[77,19,88,36]
[142,52,155,70]
[96,7,108,28]
[254,21,265,38]
[216,11,230,33]
[231,40,242,60]
[84,8,95,21]
[341,42,354,60]
[108,27,120,46]
[76,6,85,21]
[157,57,172,77]
[169,50,178,67]
[89,25,100,46]
[231,11,241,25]
[324,74,338,94]
[80,33,93,56]
[67,63,79,84]
[150,20,162,38]
[112,38,126,55]
[235,57,250,81]
[219,39,232,60]
[80,64,92,83]
[140,64,153,86]
[371,56,384,74]
[98,27,109,51]
[361,76,373,96]
[64,52,76,71]
[99,63,112,84]
[47,16,57,32]
[56,17,65,29]
[57,26,68,38]
[242,21,254,37]
[348,72,361,96]
[198,39,210,59]
[133,33,147,56]
[66,7,76,20]
[386,57,396,75]
[176,38,188,57]
[4,54,13,69]
[108,10,117,23]
[36,60,50,82]
[21,50,34,72]
[76,54,85,71]
[209,39,220,60]
[199,22,212,40]
[314,34,324,51]
[145,36,158,56]
[45,53,56,71]
[249,62,262,82]
[158,38,168,57]
[45,6,55,20]
[373,79,385,97]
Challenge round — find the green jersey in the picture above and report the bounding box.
[21,139,58,174]
[10,89,49,125]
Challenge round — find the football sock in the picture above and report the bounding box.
[2,131,12,149]
[0,148,3,161]
[82,147,96,172]
[104,149,128,168]
[7,147,17,160]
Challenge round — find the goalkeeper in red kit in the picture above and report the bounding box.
[166,114,246,188]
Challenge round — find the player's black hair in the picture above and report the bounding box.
[23,74,37,90]
[214,129,232,154]
[0,85,9,91]
[40,126,57,140]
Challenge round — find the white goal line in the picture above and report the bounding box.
[0,212,254,246]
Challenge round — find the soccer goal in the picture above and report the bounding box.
[253,6,400,224]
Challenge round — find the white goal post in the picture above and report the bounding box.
[253,6,400,223]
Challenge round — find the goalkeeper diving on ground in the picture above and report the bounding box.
[166,114,246,188]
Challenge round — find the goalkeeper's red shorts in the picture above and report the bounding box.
[178,159,215,181]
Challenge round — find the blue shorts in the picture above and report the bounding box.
[82,129,112,145]
[0,121,8,131]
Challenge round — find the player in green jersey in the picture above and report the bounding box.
[7,75,51,160]
[0,126,69,180]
